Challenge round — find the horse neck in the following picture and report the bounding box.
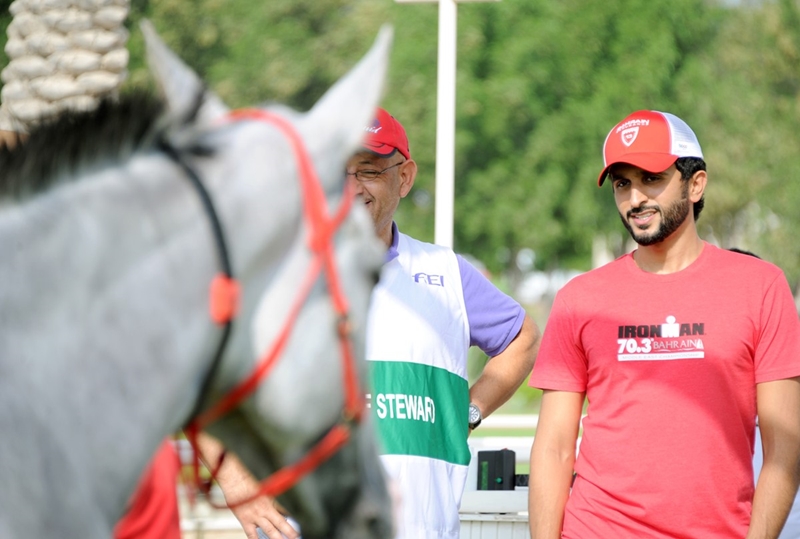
[0,154,231,525]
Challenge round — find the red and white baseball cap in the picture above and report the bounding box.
[362,107,411,160]
[597,110,703,186]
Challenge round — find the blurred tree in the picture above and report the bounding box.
[682,0,800,290]
[379,3,439,245]
[0,0,10,71]
[452,0,724,279]
[4,0,800,293]
[126,0,390,109]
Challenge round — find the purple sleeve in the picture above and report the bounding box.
[457,254,525,357]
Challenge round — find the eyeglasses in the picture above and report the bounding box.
[345,161,404,182]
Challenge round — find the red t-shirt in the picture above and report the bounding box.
[114,440,182,539]
[530,243,800,538]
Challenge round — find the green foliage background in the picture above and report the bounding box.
[116,0,800,290]
[3,0,800,406]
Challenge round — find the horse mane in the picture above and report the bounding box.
[0,91,169,201]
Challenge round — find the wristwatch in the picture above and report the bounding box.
[468,403,482,430]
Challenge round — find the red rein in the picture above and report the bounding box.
[184,108,364,507]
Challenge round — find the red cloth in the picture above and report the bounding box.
[530,243,800,538]
[114,440,182,539]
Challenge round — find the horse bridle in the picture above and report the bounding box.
[165,108,365,506]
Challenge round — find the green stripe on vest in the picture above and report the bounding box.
[370,361,471,465]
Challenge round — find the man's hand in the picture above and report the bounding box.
[195,433,300,539]
[226,487,299,539]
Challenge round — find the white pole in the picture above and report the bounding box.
[395,0,499,248]
[434,0,457,248]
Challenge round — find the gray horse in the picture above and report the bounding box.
[0,22,393,539]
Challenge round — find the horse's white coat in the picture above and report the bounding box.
[0,22,393,539]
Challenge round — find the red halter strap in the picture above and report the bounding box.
[184,108,364,506]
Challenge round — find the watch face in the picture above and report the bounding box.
[469,404,481,425]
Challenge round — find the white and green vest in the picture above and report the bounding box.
[367,232,471,539]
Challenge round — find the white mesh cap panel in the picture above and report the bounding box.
[660,111,704,159]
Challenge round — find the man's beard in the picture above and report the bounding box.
[619,184,691,246]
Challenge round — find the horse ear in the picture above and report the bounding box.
[304,25,393,164]
[140,20,229,126]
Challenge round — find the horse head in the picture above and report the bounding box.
[219,204,390,539]
[142,22,394,539]
[0,19,393,539]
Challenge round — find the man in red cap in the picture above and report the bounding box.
[207,107,541,539]
[343,108,539,538]
[528,110,800,539]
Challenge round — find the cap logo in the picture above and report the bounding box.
[615,118,650,133]
[364,119,382,134]
[621,127,639,147]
